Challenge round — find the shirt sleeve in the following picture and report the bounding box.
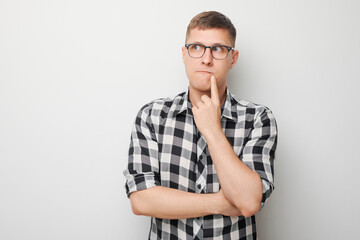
[240,108,278,209]
[123,105,160,198]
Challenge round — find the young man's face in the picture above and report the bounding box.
[182,28,239,95]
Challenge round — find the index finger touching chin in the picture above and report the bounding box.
[210,76,220,104]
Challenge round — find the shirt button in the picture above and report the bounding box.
[199,155,203,160]
[197,184,202,189]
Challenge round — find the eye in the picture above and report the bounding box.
[212,46,225,52]
[191,44,203,51]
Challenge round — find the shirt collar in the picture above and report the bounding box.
[221,88,238,122]
[172,88,238,122]
[172,90,192,117]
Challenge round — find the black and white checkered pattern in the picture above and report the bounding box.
[124,89,278,240]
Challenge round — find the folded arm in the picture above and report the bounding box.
[129,186,240,219]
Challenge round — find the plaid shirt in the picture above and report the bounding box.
[124,89,278,240]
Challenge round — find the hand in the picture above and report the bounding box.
[192,76,222,139]
[216,189,242,217]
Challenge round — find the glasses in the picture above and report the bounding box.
[185,43,234,60]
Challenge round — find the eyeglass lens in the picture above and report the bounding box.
[187,44,229,59]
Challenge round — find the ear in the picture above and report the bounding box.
[229,50,239,70]
[182,46,186,63]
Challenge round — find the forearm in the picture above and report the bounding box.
[206,130,263,217]
[129,186,238,219]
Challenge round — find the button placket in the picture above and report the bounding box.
[196,153,207,193]
[195,173,206,193]
[195,133,207,193]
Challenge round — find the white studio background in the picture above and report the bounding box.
[1,0,359,239]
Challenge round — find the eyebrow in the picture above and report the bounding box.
[190,41,229,46]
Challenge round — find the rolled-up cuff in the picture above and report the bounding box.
[123,169,160,198]
[260,179,274,210]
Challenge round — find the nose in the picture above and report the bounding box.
[201,47,213,65]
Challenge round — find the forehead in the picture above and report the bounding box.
[186,28,232,46]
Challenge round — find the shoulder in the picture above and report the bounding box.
[136,92,186,120]
[229,92,276,121]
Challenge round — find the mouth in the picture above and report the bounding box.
[197,70,213,74]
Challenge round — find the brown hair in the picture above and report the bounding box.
[185,11,236,47]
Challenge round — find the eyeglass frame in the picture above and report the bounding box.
[184,43,235,60]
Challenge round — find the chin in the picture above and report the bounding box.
[190,83,211,93]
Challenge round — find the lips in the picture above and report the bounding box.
[197,70,213,74]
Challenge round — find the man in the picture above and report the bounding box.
[124,11,278,239]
